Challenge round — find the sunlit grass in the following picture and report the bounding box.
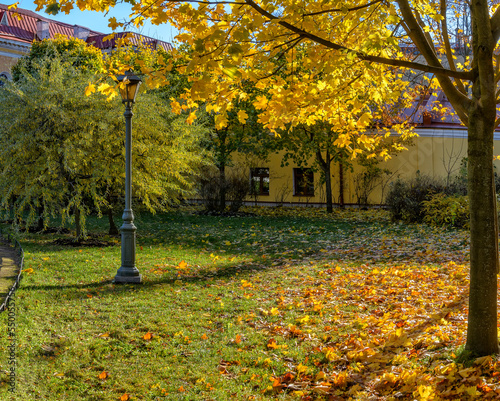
[0,206,481,400]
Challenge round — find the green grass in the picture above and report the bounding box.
[0,206,477,400]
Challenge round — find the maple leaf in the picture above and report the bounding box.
[120,394,130,401]
[84,83,96,97]
[143,332,153,340]
[108,17,121,30]
[240,279,253,288]
[237,110,248,124]
[98,371,108,380]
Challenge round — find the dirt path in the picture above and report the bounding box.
[0,242,21,307]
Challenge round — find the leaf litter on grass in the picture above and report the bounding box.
[194,208,499,400]
[5,207,498,401]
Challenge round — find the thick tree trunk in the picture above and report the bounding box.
[465,110,499,355]
[464,0,499,356]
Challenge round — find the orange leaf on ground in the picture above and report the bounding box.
[143,332,153,340]
[98,371,108,380]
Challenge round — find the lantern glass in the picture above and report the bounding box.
[116,71,142,104]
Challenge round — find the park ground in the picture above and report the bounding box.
[0,206,498,400]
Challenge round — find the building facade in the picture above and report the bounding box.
[229,92,500,207]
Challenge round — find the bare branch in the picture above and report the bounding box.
[396,0,471,117]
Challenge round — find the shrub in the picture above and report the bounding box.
[198,169,227,212]
[385,174,445,223]
[226,170,250,213]
[198,167,250,213]
[422,193,469,229]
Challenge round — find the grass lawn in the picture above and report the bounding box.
[0,205,496,400]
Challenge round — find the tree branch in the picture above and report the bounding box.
[491,7,500,44]
[440,0,467,95]
[396,0,471,117]
[243,0,474,82]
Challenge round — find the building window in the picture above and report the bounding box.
[293,168,314,196]
[250,168,270,196]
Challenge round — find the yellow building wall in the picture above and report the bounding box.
[0,54,19,74]
[230,130,500,206]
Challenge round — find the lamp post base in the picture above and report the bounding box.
[114,211,142,284]
[113,272,142,284]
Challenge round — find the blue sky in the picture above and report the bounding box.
[17,0,178,42]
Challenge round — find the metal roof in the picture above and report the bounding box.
[87,32,173,52]
[0,3,172,51]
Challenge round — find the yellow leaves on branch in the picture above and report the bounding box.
[35,0,416,160]
[186,112,196,125]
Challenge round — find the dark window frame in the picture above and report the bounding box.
[250,167,270,196]
[293,168,314,196]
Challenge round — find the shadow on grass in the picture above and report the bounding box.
[19,260,272,298]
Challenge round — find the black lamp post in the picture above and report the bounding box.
[114,71,142,284]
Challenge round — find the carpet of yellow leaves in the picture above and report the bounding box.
[241,260,499,400]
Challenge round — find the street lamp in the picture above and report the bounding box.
[114,70,142,284]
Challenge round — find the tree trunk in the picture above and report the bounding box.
[338,160,345,209]
[324,163,333,213]
[218,164,226,213]
[316,149,333,213]
[464,1,499,356]
[465,109,499,356]
[36,203,44,232]
[106,194,119,235]
[108,207,119,235]
[74,205,82,241]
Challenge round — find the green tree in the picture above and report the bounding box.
[203,99,275,212]
[11,34,104,81]
[0,54,208,239]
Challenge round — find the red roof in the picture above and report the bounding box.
[0,3,172,52]
[87,32,173,52]
[0,3,102,43]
